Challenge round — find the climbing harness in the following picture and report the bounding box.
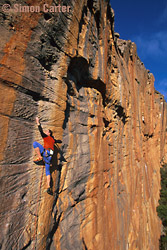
[42,148,54,158]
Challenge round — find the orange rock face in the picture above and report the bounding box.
[0,0,166,249]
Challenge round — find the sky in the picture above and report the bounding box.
[110,0,167,101]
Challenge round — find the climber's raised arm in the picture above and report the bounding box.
[36,117,48,138]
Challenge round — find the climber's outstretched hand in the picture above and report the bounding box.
[36,117,40,125]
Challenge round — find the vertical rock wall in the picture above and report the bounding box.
[0,0,166,249]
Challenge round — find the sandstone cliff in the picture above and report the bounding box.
[0,0,166,249]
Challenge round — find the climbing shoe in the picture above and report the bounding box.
[34,158,44,165]
[47,187,53,195]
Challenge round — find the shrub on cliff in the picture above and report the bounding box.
[157,163,167,250]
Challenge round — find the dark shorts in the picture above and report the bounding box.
[33,141,52,176]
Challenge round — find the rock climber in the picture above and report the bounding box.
[33,117,55,195]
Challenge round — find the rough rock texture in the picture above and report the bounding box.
[0,0,166,249]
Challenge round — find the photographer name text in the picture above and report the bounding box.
[2,3,71,13]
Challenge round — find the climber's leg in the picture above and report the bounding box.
[45,162,52,195]
[47,174,51,188]
[33,141,44,161]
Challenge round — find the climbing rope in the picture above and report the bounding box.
[33,165,45,249]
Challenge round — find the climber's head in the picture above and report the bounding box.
[44,129,53,137]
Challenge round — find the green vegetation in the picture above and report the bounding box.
[157,163,167,250]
